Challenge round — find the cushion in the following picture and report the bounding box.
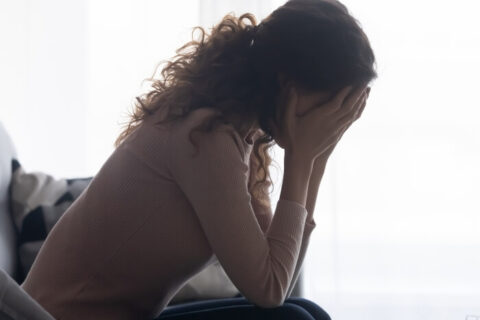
[9,159,92,278]
[9,160,239,303]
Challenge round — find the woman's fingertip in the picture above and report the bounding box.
[338,86,352,100]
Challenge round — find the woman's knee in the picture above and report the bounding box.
[158,299,316,320]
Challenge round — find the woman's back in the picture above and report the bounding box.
[21,108,310,319]
[21,108,223,318]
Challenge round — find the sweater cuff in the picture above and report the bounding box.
[276,199,316,236]
[305,218,316,231]
[277,198,306,211]
[304,219,316,238]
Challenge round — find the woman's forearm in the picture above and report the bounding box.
[305,156,328,223]
[280,152,314,208]
[284,156,327,298]
[248,149,328,226]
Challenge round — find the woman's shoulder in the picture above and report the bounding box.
[167,108,252,161]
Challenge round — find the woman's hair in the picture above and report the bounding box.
[115,0,377,208]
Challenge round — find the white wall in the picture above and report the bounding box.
[0,0,88,177]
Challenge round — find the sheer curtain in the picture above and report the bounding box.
[1,0,479,319]
[302,1,480,319]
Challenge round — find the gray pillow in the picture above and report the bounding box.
[9,159,92,277]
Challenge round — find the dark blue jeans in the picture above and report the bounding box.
[156,297,331,320]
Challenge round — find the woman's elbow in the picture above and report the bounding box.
[251,291,286,308]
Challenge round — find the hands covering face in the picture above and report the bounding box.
[268,84,370,161]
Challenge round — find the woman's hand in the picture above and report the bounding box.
[269,84,370,162]
[315,86,370,162]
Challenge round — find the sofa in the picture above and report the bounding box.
[0,121,18,280]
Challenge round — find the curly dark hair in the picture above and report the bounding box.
[115,0,377,209]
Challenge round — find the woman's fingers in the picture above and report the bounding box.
[346,85,368,106]
[277,82,371,158]
[324,86,353,114]
[355,96,367,120]
[336,85,367,118]
[354,87,369,120]
[336,91,367,127]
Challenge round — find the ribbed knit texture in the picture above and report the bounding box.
[20,108,316,319]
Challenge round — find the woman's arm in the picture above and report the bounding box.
[168,124,310,307]
[305,156,327,224]
[249,150,327,231]
[285,156,327,297]
[247,145,326,297]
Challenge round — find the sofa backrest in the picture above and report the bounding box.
[0,122,17,277]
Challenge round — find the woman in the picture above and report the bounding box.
[21,0,376,319]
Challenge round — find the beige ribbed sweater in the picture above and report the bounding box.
[21,108,316,320]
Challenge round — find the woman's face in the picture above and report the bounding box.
[268,82,336,148]
[276,73,334,117]
[293,87,334,116]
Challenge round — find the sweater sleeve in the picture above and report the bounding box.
[250,194,316,298]
[285,219,316,298]
[249,198,272,234]
[246,144,316,297]
[168,124,308,308]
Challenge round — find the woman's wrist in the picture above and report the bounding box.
[280,153,313,208]
[284,149,314,169]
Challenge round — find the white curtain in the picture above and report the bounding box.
[1,0,479,319]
